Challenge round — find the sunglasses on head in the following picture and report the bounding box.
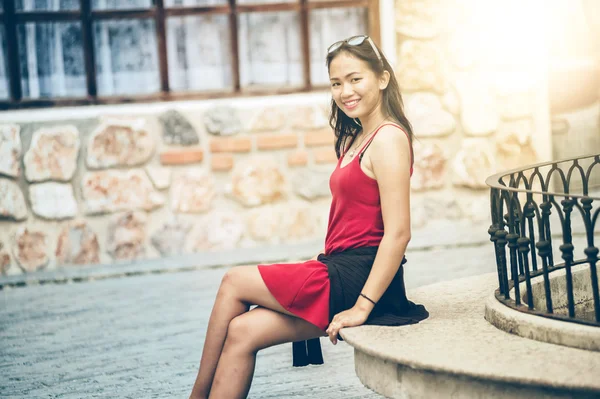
[327,35,383,64]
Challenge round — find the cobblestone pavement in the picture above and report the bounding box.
[0,244,497,399]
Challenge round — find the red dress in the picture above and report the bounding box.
[258,123,413,331]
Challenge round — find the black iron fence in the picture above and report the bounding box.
[487,154,600,327]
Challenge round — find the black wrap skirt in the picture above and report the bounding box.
[292,246,429,367]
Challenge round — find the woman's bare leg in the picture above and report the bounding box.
[209,307,325,399]
[189,265,310,399]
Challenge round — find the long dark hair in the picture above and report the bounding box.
[326,39,414,159]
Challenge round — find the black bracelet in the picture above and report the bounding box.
[359,293,377,306]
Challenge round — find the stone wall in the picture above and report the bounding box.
[393,0,552,225]
[0,83,548,276]
[0,96,344,274]
[0,0,557,276]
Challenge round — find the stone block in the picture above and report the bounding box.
[452,140,495,189]
[457,77,499,136]
[293,170,331,200]
[397,40,446,93]
[496,121,537,170]
[13,227,49,272]
[249,107,286,132]
[289,106,328,130]
[204,106,242,136]
[145,166,171,190]
[151,220,192,256]
[411,141,447,191]
[246,206,281,241]
[498,90,534,120]
[447,29,478,70]
[0,124,21,178]
[404,93,456,137]
[395,0,440,39]
[24,125,79,182]
[230,158,285,207]
[441,88,460,115]
[0,178,27,221]
[280,202,317,241]
[29,182,78,220]
[107,211,146,261]
[159,110,199,145]
[0,241,11,274]
[191,211,244,251]
[170,169,216,213]
[55,220,100,265]
[87,118,155,169]
[82,170,165,214]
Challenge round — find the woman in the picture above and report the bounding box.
[189,35,428,399]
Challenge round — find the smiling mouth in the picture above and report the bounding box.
[344,99,360,109]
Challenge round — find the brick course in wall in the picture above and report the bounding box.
[211,153,234,172]
[287,150,308,167]
[256,133,298,150]
[210,137,252,153]
[305,129,335,147]
[313,147,338,164]
[160,149,204,165]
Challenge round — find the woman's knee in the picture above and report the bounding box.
[219,267,244,295]
[225,315,259,353]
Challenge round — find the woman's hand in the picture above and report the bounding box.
[325,306,370,345]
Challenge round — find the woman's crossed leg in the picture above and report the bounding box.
[189,265,326,399]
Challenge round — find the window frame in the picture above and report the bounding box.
[0,0,380,110]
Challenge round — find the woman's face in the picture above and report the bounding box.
[329,52,384,120]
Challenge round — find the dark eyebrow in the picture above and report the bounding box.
[329,72,361,81]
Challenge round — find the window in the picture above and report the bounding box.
[0,0,378,109]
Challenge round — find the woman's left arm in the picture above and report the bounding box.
[326,126,412,344]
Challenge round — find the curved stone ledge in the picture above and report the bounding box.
[340,273,600,399]
[485,289,600,352]
[485,264,600,352]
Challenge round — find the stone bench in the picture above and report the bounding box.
[340,273,600,399]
